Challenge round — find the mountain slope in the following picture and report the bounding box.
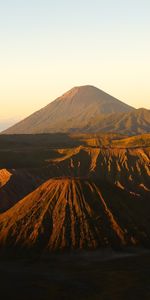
[89,108,150,135]
[48,145,150,196]
[2,85,134,134]
[0,134,149,214]
[0,178,149,253]
[0,169,12,188]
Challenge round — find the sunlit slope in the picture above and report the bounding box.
[0,134,149,215]
[112,133,150,148]
[0,169,12,188]
[49,146,150,196]
[0,178,149,252]
[71,133,150,148]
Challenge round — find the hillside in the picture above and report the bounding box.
[0,178,150,253]
[90,108,150,135]
[2,85,135,134]
[49,145,150,196]
[72,133,150,148]
[112,133,150,148]
[0,169,12,188]
[0,133,149,215]
[0,133,149,253]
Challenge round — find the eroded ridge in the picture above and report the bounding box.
[0,178,149,253]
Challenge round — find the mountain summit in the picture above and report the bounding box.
[2,85,135,134]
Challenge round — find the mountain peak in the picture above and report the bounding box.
[67,84,98,91]
[54,85,134,110]
[2,85,136,134]
[60,85,100,99]
[71,84,96,89]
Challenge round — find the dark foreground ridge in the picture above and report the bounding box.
[1,248,150,300]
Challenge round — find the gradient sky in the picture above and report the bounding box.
[0,0,150,121]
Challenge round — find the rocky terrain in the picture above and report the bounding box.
[0,178,150,253]
[0,133,149,253]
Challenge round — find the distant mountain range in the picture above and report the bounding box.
[2,85,150,135]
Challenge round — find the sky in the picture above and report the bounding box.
[0,0,150,123]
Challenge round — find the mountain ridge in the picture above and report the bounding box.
[0,177,150,253]
[0,133,149,214]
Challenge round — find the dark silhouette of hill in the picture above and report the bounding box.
[0,168,44,213]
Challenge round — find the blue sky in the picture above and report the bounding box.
[0,0,150,120]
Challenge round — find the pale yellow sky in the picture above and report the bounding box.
[1,60,150,120]
[0,0,150,121]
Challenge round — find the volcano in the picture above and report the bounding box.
[2,85,136,134]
